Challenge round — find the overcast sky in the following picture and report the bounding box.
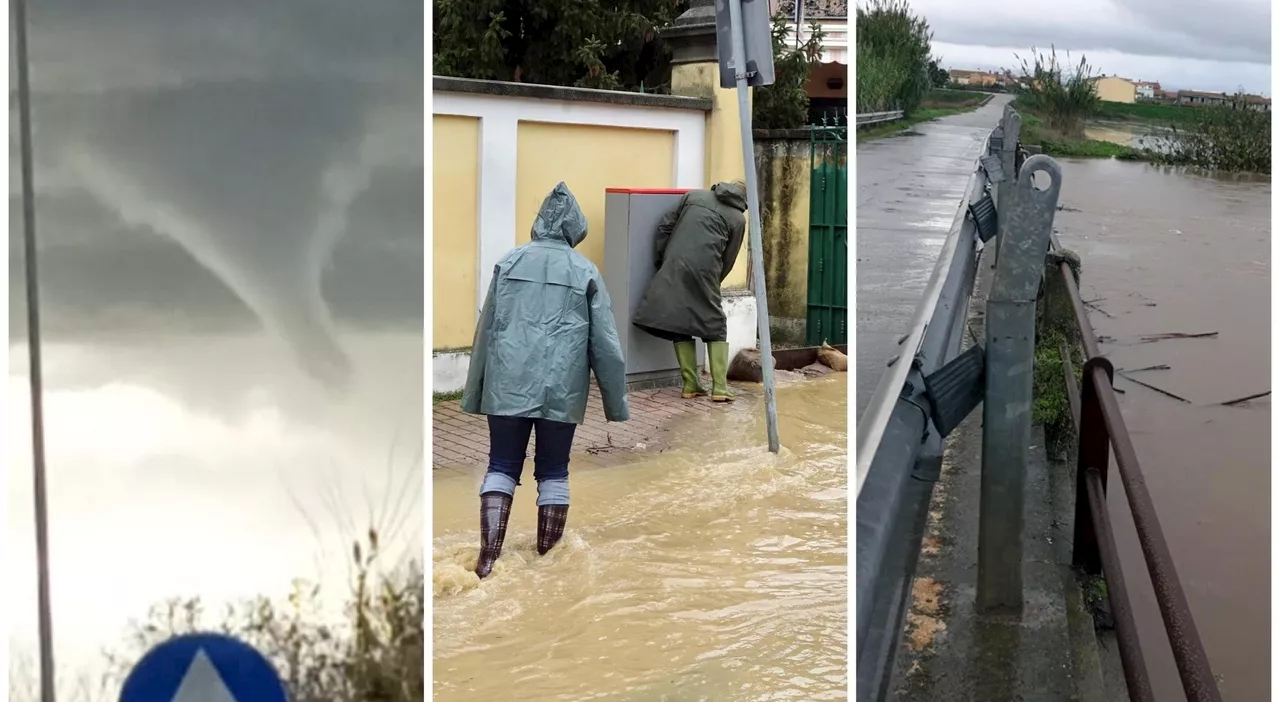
[911,0,1271,95]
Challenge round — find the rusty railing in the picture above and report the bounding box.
[1049,240,1222,702]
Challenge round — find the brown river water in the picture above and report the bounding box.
[432,376,848,701]
[1054,158,1270,701]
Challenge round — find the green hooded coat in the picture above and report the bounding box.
[632,182,748,341]
[461,182,629,424]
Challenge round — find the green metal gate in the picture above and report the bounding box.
[805,117,848,346]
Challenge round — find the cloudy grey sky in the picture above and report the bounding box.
[913,0,1271,95]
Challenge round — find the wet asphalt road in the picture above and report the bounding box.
[854,94,1014,421]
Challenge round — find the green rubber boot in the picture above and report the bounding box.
[708,341,735,402]
[674,341,707,399]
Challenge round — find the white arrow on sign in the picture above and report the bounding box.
[171,649,238,702]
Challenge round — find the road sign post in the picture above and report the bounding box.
[120,633,288,702]
[715,0,780,453]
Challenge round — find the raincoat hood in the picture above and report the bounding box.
[531,182,589,247]
[712,181,748,212]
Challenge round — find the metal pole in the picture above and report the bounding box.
[976,153,1062,614]
[727,0,780,453]
[993,109,1020,269]
[13,0,58,697]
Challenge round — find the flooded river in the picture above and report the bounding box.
[1084,120,1175,152]
[432,377,848,700]
[1054,158,1270,701]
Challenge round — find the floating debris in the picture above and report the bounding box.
[1219,390,1270,407]
[1120,364,1172,373]
[1117,371,1191,403]
[1138,331,1218,343]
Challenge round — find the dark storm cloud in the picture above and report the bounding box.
[11,0,424,390]
[26,0,423,91]
[914,0,1268,69]
[1110,0,1269,63]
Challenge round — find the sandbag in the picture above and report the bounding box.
[818,341,848,372]
[727,348,776,383]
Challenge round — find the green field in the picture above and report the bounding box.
[1094,101,1203,126]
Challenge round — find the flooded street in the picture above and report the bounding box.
[432,377,848,700]
[1054,158,1270,701]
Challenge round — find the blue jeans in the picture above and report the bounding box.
[479,415,577,506]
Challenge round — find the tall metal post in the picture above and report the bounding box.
[976,154,1062,613]
[993,108,1021,268]
[727,0,780,452]
[13,0,58,696]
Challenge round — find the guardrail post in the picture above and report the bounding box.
[995,109,1022,242]
[977,154,1062,614]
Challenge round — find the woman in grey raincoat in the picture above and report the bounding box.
[462,182,629,579]
[632,181,748,402]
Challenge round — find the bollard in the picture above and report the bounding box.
[977,154,1062,614]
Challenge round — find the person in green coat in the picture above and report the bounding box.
[632,181,748,402]
[461,182,629,579]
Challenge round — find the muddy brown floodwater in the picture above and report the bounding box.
[432,376,847,701]
[1054,158,1270,701]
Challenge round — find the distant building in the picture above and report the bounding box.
[1134,81,1161,100]
[1239,94,1271,111]
[1090,75,1137,103]
[948,69,998,87]
[1177,90,1228,106]
[774,0,848,122]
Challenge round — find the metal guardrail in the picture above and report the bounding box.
[856,100,1220,701]
[1051,243,1222,702]
[855,110,905,126]
[853,114,992,701]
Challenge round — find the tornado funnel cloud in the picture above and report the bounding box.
[47,83,414,392]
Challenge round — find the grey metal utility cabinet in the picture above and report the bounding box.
[977,153,1062,615]
[603,188,706,388]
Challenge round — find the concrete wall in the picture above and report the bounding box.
[1093,77,1136,103]
[754,133,812,346]
[431,78,760,392]
[514,122,674,274]
[432,81,707,355]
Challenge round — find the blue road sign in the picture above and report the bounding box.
[119,633,287,702]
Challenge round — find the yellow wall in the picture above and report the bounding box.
[432,115,480,349]
[672,63,751,290]
[1093,77,1136,104]
[514,122,675,273]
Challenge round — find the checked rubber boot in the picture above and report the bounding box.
[708,341,736,403]
[674,341,708,399]
[537,505,570,555]
[475,491,513,579]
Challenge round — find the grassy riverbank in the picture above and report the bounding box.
[920,88,989,109]
[857,91,990,142]
[1019,111,1145,160]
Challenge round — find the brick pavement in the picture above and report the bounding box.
[432,381,750,470]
